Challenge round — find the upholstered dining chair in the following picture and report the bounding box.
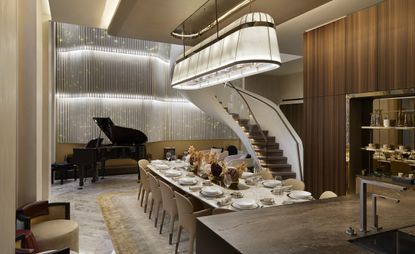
[159,180,178,245]
[257,169,274,180]
[148,174,163,227]
[283,178,305,191]
[16,201,79,252]
[138,159,150,199]
[174,191,212,254]
[138,166,151,213]
[319,191,338,199]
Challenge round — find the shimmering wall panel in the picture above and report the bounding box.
[56,23,235,144]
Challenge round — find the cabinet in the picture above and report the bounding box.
[349,95,415,190]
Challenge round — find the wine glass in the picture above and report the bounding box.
[275,175,283,182]
[166,152,172,161]
[223,173,232,189]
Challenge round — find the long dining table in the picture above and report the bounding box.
[147,160,312,210]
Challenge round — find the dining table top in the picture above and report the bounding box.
[147,160,312,210]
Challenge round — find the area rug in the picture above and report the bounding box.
[98,189,191,254]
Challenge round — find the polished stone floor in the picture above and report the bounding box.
[51,174,139,254]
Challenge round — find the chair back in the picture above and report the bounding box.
[159,181,177,214]
[283,178,305,191]
[148,174,162,201]
[319,191,338,199]
[139,166,151,191]
[257,169,274,180]
[174,191,196,231]
[138,159,149,171]
[212,208,234,215]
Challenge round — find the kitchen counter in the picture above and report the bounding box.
[196,188,415,253]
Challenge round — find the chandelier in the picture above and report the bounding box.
[171,12,281,90]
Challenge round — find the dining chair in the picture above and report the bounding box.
[139,166,151,212]
[319,191,338,199]
[138,159,150,198]
[148,174,163,227]
[159,180,178,244]
[174,191,212,254]
[283,178,305,191]
[212,208,235,215]
[257,169,274,180]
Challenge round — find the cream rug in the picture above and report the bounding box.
[98,190,191,254]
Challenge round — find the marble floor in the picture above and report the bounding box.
[51,174,139,254]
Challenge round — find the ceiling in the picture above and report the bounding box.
[108,0,330,46]
[48,0,383,57]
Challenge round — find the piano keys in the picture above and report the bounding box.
[73,117,147,188]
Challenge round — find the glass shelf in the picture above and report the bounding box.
[361,126,415,130]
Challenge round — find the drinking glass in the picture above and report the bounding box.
[275,175,283,181]
[166,152,172,161]
[223,173,232,189]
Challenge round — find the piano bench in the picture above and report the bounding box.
[51,163,77,185]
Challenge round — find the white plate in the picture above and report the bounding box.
[171,162,187,168]
[262,180,282,188]
[231,199,258,210]
[178,177,198,185]
[151,160,164,164]
[201,186,223,197]
[155,164,170,170]
[164,170,182,177]
[289,190,312,199]
[241,172,254,179]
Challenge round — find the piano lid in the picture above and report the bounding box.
[93,117,148,145]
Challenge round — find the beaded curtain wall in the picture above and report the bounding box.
[55,23,236,144]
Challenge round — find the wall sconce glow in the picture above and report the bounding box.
[171,12,281,90]
[101,0,121,28]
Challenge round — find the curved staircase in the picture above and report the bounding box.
[180,82,303,180]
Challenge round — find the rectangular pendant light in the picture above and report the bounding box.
[171,12,281,90]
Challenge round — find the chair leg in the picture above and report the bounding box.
[159,210,166,234]
[169,214,176,245]
[189,234,195,254]
[175,226,182,254]
[154,202,160,227]
[138,184,142,200]
[140,189,145,207]
[149,199,154,219]
[144,192,150,213]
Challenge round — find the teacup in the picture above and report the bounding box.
[398,172,404,178]
[383,144,389,150]
[271,186,284,196]
[399,145,405,151]
[408,174,414,179]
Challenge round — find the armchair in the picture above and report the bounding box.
[16,201,79,252]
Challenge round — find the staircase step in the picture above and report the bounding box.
[255,149,284,156]
[252,142,279,148]
[248,136,275,142]
[249,130,269,136]
[257,156,287,163]
[261,163,292,171]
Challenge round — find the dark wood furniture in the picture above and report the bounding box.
[303,0,415,196]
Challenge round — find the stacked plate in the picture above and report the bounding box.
[288,190,312,200]
[241,172,254,179]
[178,177,198,185]
[231,198,258,210]
[200,186,223,197]
[164,169,182,177]
[155,164,170,170]
[262,180,282,188]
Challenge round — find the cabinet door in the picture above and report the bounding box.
[378,0,415,90]
[346,5,378,93]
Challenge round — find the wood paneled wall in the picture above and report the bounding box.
[280,104,304,142]
[304,0,415,196]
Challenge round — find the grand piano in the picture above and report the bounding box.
[73,117,147,188]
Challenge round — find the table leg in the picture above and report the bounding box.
[78,166,84,189]
[101,160,106,179]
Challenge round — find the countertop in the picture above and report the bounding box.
[197,188,415,253]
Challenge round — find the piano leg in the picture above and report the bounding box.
[137,161,140,183]
[101,160,106,179]
[78,166,85,189]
